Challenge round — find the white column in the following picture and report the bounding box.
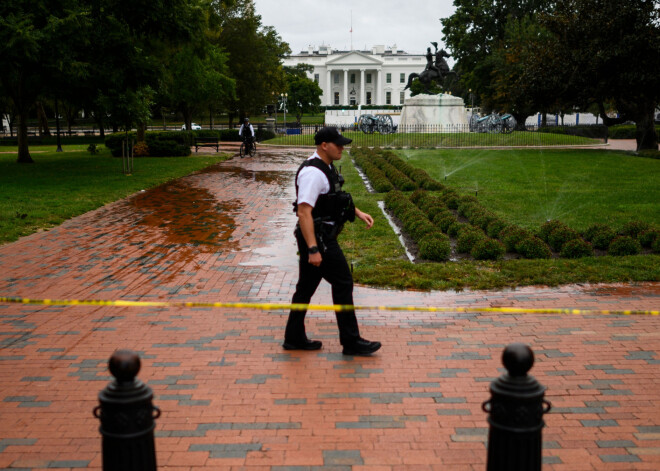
[343,69,349,106]
[377,69,383,105]
[326,69,332,105]
[360,69,365,105]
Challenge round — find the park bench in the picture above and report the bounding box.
[193,136,220,152]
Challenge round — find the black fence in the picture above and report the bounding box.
[263,123,609,148]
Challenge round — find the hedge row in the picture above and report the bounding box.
[608,124,660,140]
[355,147,660,260]
[384,191,451,261]
[104,128,276,157]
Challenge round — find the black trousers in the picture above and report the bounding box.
[284,232,361,346]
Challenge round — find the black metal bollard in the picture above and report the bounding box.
[94,350,160,471]
[482,343,551,471]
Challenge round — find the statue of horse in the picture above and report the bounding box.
[404,48,455,93]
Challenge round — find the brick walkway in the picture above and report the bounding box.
[0,147,658,470]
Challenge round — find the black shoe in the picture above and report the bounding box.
[342,338,382,356]
[282,338,323,351]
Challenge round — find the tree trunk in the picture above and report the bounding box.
[209,107,214,130]
[36,101,51,137]
[597,102,627,126]
[17,107,33,163]
[137,122,146,142]
[635,108,658,151]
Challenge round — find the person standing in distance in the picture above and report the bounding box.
[283,127,381,356]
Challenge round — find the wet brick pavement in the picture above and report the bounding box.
[0,146,658,470]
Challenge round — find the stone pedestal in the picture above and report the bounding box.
[265,117,275,133]
[399,94,468,129]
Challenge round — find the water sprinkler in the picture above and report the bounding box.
[445,175,447,181]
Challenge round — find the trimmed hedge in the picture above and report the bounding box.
[608,236,642,256]
[608,124,660,140]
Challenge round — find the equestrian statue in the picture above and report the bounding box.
[404,42,455,94]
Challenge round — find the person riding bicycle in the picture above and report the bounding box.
[239,118,255,152]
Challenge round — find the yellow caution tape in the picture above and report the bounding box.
[0,296,657,316]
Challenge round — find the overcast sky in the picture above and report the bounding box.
[252,0,457,57]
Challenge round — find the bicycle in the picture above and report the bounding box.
[239,137,256,158]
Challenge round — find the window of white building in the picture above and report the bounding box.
[314,74,319,83]
[334,92,339,105]
[386,73,391,83]
[386,92,391,105]
[400,73,405,83]
[400,91,405,104]
[366,74,372,84]
[366,92,372,104]
[334,74,339,84]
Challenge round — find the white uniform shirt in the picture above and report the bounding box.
[296,153,331,208]
[239,123,254,137]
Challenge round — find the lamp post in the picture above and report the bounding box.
[55,98,63,152]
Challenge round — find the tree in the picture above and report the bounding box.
[161,41,235,130]
[538,0,660,150]
[216,0,289,122]
[0,0,89,162]
[441,0,552,112]
[284,65,322,123]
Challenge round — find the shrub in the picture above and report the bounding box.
[447,222,463,238]
[539,219,567,243]
[486,219,508,239]
[619,221,652,239]
[639,229,660,248]
[591,228,616,250]
[500,226,531,252]
[560,239,594,258]
[441,189,460,209]
[133,142,149,157]
[418,233,451,261]
[548,226,580,252]
[87,143,99,155]
[436,213,458,233]
[456,226,486,253]
[583,223,613,242]
[146,139,190,157]
[652,236,660,254]
[471,239,505,260]
[516,236,553,259]
[608,236,642,256]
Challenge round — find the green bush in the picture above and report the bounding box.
[560,239,594,258]
[471,239,505,260]
[456,226,486,253]
[418,233,451,261]
[548,226,580,252]
[608,236,642,256]
[652,236,660,254]
[538,124,608,139]
[145,138,190,157]
[447,222,463,238]
[639,229,660,248]
[583,223,613,242]
[500,226,531,252]
[591,228,616,250]
[486,219,508,239]
[608,124,660,140]
[516,236,553,259]
[441,189,460,209]
[619,220,652,239]
[436,213,458,233]
[539,219,567,243]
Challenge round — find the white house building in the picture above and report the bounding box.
[282,44,427,107]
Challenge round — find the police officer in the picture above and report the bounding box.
[283,127,382,356]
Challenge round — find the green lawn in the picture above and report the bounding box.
[339,149,659,291]
[398,148,660,231]
[264,130,600,148]
[0,146,230,244]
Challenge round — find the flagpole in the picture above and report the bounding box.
[350,10,353,50]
